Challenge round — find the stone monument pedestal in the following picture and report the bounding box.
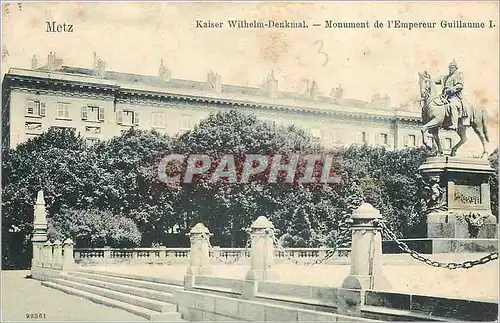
[418,157,497,252]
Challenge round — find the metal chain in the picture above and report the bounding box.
[273,226,352,266]
[207,236,251,265]
[380,221,498,269]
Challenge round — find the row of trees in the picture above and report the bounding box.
[2,110,498,268]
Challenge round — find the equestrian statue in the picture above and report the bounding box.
[418,59,490,158]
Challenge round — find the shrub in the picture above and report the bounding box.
[48,208,141,248]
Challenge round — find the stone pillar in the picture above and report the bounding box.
[43,241,53,268]
[103,246,111,264]
[159,245,167,260]
[242,216,279,300]
[52,240,63,269]
[34,244,43,267]
[184,223,212,290]
[342,203,390,290]
[62,238,75,272]
[31,190,48,268]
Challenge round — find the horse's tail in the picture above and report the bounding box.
[481,108,490,143]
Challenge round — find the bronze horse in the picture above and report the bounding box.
[418,71,490,157]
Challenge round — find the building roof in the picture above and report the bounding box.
[4,65,422,122]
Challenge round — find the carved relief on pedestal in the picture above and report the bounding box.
[451,211,489,238]
[418,175,446,215]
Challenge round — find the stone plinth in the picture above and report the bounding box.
[242,216,279,300]
[244,216,278,281]
[418,157,497,241]
[341,203,390,290]
[62,238,75,272]
[186,223,212,276]
[184,223,212,290]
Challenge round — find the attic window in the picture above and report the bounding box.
[134,78,138,82]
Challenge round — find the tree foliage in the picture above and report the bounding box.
[48,208,141,248]
[3,110,497,268]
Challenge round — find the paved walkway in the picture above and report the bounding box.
[1,270,146,322]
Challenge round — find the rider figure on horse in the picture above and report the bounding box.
[435,59,467,131]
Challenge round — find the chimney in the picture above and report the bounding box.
[261,70,278,98]
[309,80,319,99]
[95,59,106,78]
[300,78,310,95]
[330,84,344,102]
[92,51,97,70]
[159,59,171,83]
[47,52,56,71]
[206,70,222,92]
[31,55,38,70]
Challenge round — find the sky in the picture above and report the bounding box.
[2,1,499,153]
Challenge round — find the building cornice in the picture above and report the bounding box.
[4,68,422,123]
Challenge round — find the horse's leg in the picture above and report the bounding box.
[421,118,441,150]
[471,119,489,158]
[430,127,443,155]
[450,125,467,157]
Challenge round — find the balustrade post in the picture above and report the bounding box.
[44,241,53,268]
[31,190,48,269]
[341,203,390,290]
[62,238,75,272]
[242,216,279,300]
[212,246,221,262]
[184,223,212,290]
[159,245,167,260]
[319,246,327,259]
[103,246,111,264]
[52,240,63,269]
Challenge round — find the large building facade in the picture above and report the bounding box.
[2,52,456,151]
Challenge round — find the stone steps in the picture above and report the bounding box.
[67,271,182,297]
[76,268,184,286]
[42,271,185,321]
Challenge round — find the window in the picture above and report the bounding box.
[180,115,192,131]
[405,134,417,147]
[81,106,104,121]
[86,138,100,145]
[51,126,76,131]
[311,128,322,142]
[26,100,46,117]
[379,133,389,146]
[85,126,101,134]
[25,122,42,133]
[152,112,167,128]
[57,103,70,119]
[332,130,343,145]
[117,110,139,126]
[445,137,453,150]
[26,134,40,140]
[361,131,367,143]
[409,134,416,147]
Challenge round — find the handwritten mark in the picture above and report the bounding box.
[314,40,329,67]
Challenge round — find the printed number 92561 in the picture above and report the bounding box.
[26,314,46,319]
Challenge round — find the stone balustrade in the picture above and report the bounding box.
[71,247,350,265]
[32,237,75,270]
